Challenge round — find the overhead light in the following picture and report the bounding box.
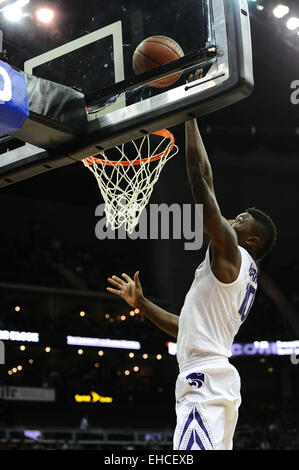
[15,0,29,6]
[0,0,29,10]
[3,4,23,21]
[286,17,299,30]
[273,4,290,19]
[36,7,54,24]
[2,0,29,20]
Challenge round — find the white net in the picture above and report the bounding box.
[82,129,179,234]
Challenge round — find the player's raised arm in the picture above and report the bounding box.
[185,72,215,195]
[185,87,241,282]
[107,272,179,338]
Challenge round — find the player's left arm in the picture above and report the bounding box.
[185,116,241,283]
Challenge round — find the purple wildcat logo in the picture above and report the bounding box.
[186,373,205,389]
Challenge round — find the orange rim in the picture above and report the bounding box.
[84,129,175,167]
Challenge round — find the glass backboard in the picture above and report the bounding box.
[0,0,253,186]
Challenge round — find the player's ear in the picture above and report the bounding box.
[245,235,260,248]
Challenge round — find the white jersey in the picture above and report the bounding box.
[176,245,258,371]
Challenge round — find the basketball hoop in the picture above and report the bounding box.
[82,129,179,234]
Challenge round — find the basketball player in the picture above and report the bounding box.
[107,72,277,451]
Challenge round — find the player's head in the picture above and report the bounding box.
[228,207,277,262]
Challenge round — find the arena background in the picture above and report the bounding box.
[0,0,299,451]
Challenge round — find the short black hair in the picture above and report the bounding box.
[245,207,277,261]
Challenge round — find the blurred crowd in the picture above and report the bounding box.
[0,223,155,295]
[0,398,299,450]
[0,225,298,450]
[0,440,166,450]
[235,397,299,450]
[0,229,119,292]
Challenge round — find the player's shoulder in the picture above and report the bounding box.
[238,245,256,264]
[238,245,258,282]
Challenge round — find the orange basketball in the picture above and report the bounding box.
[132,36,184,88]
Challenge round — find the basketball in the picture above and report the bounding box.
[132,35,184,88]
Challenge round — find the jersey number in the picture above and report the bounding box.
[238,283,256,322]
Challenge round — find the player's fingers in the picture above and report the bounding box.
[111,275,125,286]
[195,68,203,79]
[134,271,140,286]
[106,287,122,295]
[107,277,123,288]
[122,273,132,283]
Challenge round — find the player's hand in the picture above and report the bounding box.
[187,68,203,83]
[107,271,144,308]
